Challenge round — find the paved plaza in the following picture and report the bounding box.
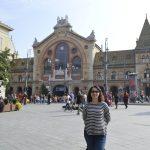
[0,103,150,150]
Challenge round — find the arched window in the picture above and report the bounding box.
[55,42,69,70]
[146,55,149,63]
[96,72,103,80]
[144,68,150,78]
[28,75,32,81]
[141,55,145,63]
[44,59,52,75]
[72,57,81,73]
[112,56,116,64]
[125,71,131,79]
[18,75,22,82]
[111,71,116,80]
[71,56,82,80]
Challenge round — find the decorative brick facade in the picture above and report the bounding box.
[10,16,150,96]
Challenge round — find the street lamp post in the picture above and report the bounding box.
[47,58,59,92]
[25,49,32,95]
[123,57,126,91]
[104,38,109,94]
[25,52,29,95]
[48,58,52,92]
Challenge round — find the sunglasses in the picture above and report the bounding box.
[91,90,99,93]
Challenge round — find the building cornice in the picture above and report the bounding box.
[0,21,13,31]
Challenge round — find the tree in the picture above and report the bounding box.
[0,48,11,86]
[40,83,48,95]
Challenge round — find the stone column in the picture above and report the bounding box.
[52,63,55,80]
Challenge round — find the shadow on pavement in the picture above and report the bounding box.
[133,123,150,126]
[49,114,76,117]
[133,111,150,116]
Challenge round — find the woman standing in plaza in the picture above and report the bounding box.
[114,93,119,109]
[82,86,111,150]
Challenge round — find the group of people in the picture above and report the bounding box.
[114,91,129,109]
[63,91,87,112]
[3,85,132,149]
[6,86,130,150]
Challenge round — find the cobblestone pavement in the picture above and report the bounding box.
[0,103,150,150]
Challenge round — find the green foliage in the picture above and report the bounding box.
[5,82,11,96]
[0,48,12,86]
[40,83,48,95]
[12,99,17,104]
[4,99,8,105]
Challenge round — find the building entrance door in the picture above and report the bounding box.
[53,85,68,96]
[145,86,150,96]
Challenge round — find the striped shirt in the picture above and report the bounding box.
[82,102,110,135]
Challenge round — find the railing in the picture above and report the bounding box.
[11,68,33,73]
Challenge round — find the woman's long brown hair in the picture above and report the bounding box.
[87,86,104,103]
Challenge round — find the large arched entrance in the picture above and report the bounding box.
[53,85,68,96]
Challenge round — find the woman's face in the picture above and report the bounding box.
[91,87,100,100]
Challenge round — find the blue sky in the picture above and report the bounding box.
[0,0,150,58]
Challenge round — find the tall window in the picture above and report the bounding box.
[28,75,32,81]
[146,55,149,63]
[55,42,69,70]
[18,75,22,82]
[96,72,103,80]
[144,69,150,78]
[72,56,82,80]
[44,59,52,75]
[111,71,117,80]
[141,55,145,63]
[125,71,131,79]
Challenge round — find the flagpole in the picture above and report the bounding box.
[25,51,29,94]
[25,49,32,95]
[104,38,108,94]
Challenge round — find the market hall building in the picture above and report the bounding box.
[10,16,150,97]
[10,16,100,96]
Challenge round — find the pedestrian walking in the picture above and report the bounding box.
[82,86,111,150]
[47,92,52,105]
[64,93,72,111]
[114,93,119,109]
[76,91,83,115]
[123,91,129,109]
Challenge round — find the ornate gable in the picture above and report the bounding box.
[136,16,150,49]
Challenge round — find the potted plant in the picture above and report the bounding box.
[3,98,11,112]
[10,99,17,111]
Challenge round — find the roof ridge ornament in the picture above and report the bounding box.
[54,15,72,30]
[86,30,96,41]
[32,37,39,47]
